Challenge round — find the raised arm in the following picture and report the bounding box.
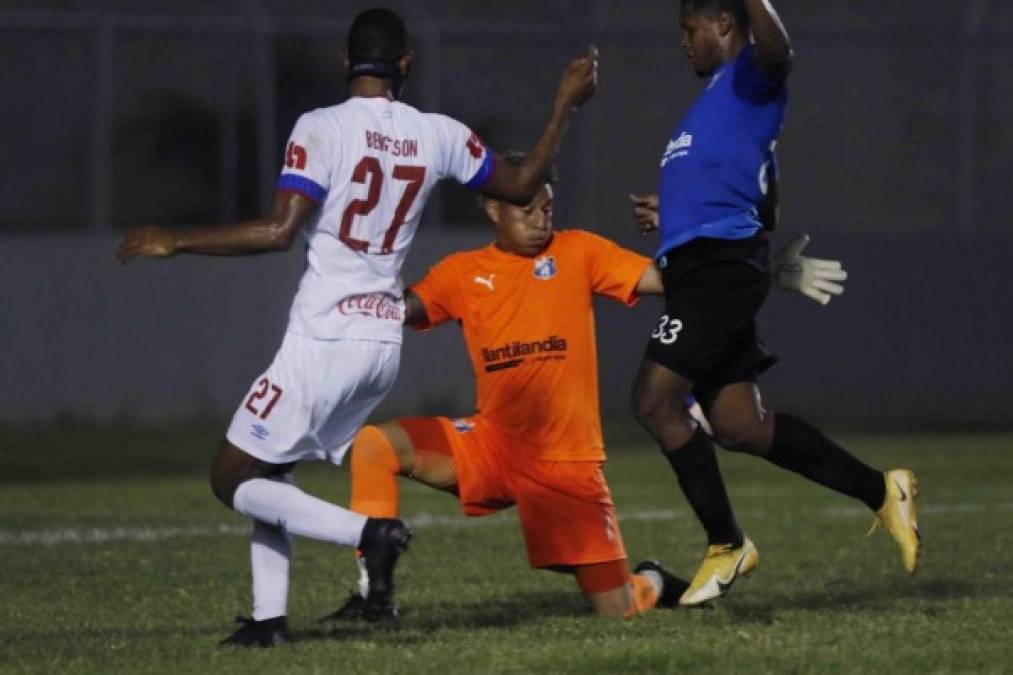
[115,191,317,262]
[478,47,598,205]
[743,0,793,79]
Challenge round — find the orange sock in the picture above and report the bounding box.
[575,560,630,594]
[626,573,661,618]
[349,425,401,519]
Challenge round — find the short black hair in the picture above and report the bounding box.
[347,8,407,63]
[680,0,749,29]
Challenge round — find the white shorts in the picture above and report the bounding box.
[226,332,400,465]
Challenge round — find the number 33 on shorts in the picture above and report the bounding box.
[652,314,683,345]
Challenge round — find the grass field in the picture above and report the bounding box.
[2,425,1012,674]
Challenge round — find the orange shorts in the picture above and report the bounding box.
[396,416,626,569]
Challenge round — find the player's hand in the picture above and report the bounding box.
[630,193,659,234]
[555,46,598,111]
[115,226,179,263]
[773,233,847,306]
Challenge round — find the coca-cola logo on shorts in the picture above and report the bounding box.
[336,292,403,321]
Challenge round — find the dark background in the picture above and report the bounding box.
[2,0,1011,429]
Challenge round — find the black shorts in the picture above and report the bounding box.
[644,233,778,403]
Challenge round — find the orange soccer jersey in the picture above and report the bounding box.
[410,229,652,460]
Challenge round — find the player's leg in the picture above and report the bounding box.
[576,560,648,617]
[705,382,919,572]
[211,440,377,547]
[211,440,410,642]
[511,456,688,617]
[350,418,460,518]
[327,418,460,620]
[210,446,295,646]
[218,336,412,643]
[631,358,746,557]
[634,236,780,606]
[575,559,690,618]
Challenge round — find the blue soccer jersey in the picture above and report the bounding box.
[656,44,787,258]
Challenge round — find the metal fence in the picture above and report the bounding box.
[2,1,1011,428]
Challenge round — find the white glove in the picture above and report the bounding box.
[774,234,847,306]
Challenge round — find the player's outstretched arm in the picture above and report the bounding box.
[115,191,317,263]
[479,47,598,205]
[744,0,794,79]
[635,263,664,296]
[774,234,847,306]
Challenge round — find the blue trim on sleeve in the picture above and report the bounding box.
[276,173,327,204]
[464,152,495,190]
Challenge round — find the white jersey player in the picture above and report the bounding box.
[278,99,496,344]
[116,7,598,647]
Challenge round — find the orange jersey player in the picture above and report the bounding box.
[319,155,681,620]
[324,153,833,621]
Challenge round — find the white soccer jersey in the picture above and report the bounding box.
[277,96,494,342]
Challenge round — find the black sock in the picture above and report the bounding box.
[663,426,743,547]
[766,413,886,511]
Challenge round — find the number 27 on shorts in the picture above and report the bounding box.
[245,378,283,420]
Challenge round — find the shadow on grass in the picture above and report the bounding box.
[12,579,999,650]
[720,576,991,625]
[6,592,579,650]
[280,590,585,646]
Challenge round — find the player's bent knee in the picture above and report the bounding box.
[632,392,695,448]
[630,388,671,434]
[209,461,240,509]
[712,423,769,455]
[209,440,290,509]
[353,423,408,475]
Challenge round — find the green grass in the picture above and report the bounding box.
[2,427,1012,674]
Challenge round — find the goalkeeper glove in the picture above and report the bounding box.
[774,234,847,306]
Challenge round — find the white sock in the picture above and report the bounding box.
[355,554,369,599]
[638,570,664,597]
[251,519,291,621]
[233,477,367,547]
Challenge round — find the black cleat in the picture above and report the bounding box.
[219,615,291,647]
[318,587,397,620]
[634,560,690,609]
[319,591,368,622]
[318,590,396,623]
[358,518,413,622]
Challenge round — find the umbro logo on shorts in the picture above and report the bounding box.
[251,424,270,441]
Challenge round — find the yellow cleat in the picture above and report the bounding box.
[868,469,920,573]
[679,537,758,606]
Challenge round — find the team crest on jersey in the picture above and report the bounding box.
[532,255,557,280]
[452,419,475,433]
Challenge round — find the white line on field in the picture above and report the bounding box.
[2,502,1011,547]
